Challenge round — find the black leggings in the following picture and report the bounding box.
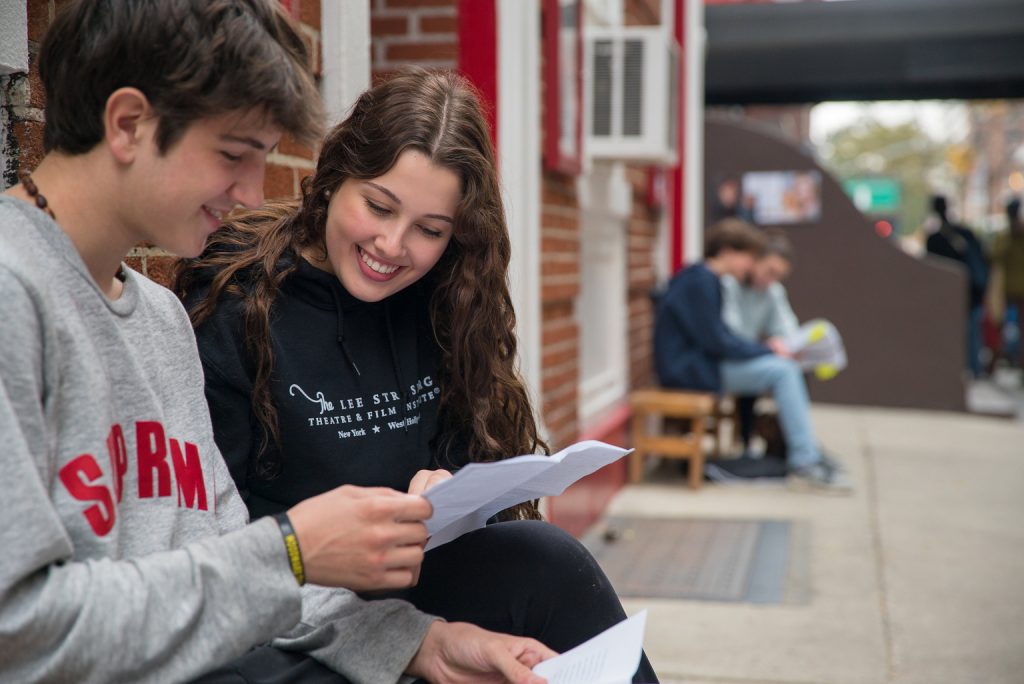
[194,520,658,683]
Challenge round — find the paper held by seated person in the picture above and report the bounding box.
[423,440,631,551]
[784,318,848,380]
[532,610,648,684]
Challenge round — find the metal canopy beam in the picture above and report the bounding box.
[705,0,1024,105]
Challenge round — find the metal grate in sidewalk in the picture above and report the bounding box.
[583,517,810,605]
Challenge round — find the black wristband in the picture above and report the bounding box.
[273,512,306,586]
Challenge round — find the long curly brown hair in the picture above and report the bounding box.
[174,69,546,520]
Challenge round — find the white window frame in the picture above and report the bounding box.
[320,0,371,126]
[577,160,630,424]
[499,0,544,420]
[0,3,27,77]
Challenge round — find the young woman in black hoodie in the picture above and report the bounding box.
[175,69,658,684]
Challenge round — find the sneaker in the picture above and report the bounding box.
[704,462,744,483]
[788,458,852,494]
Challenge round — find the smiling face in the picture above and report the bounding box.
[315,149,460,302]
[128,110,281,258]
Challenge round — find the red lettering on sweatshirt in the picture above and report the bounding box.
[59,454,116,536]
[136,420,172,499]
[106,424,128,503]
[169,438,208,511]
[60,421,212,536]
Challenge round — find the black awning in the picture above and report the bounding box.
[705,0,1024,104]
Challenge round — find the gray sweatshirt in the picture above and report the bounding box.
[720,274,799,342]
[0,198,434,683]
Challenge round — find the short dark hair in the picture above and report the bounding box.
[39,0,323,155]
[762,228,795,264]
[932,195,948,219]
[704,218,767,259]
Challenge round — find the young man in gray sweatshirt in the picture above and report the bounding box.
[0,2,554,682]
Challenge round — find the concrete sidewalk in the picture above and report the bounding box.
[598,405,1024,684]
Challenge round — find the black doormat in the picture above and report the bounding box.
[583,517,810,605]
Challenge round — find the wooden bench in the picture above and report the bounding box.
[629,388,717,489]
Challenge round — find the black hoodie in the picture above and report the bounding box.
[188,253,451,520]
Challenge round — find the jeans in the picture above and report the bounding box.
[721,355,820,468]
[193,521,659,684]
[968,303,984,377]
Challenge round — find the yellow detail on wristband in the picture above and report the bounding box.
[282,532,305,586]
[273,512,306,586]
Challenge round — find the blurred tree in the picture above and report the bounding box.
[819,119,950,235]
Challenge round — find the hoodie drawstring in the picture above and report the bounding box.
[330,287,361,377]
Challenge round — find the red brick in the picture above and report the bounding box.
[145,256,178,289]
[543,391,578,415]
[544,393,578,417]
[298,0,321,31]
[372,16,409,36]
[124,257,145,276]
[541,260,578,277]
[385,42,457,62]
[420,14,457,33]
[544,410,577,438]
[27,0,51,43]
[28,55,46,109]
[541,212,577,231]
[542,327,576,349]
[548,430,576,452]
[278,133,316,161]
[542,366,577,394]
[542,344,577,369]
[541,281,579,303]
[542,187,574,208]
[541,236,578,254]
[542,311,575,331]
[12,120,45,173]
[264,164,297,200]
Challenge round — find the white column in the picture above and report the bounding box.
[320,0,371,126]
[683,0,705,264]
[0,2,27,76]
[497,0,543,420]
[0,2,27,188]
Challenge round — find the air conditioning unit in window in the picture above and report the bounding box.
[584,27,680,165]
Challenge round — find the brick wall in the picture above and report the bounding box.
[626,168,659,392]
[540,171,582,449]
[624,0,661,25]
[370,0,458,80]
[0,0,321,288]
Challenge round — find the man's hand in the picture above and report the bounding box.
[287,485,432,591]
[402,470,451,587]
[408,468,453,496]
[766,336,793,358]
[406,621,557,684]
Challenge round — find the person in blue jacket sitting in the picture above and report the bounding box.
[654,219,849,492]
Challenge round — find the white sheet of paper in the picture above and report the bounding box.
[783,318,847,373]
[533,610,647,684]
[423,441,630,550]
